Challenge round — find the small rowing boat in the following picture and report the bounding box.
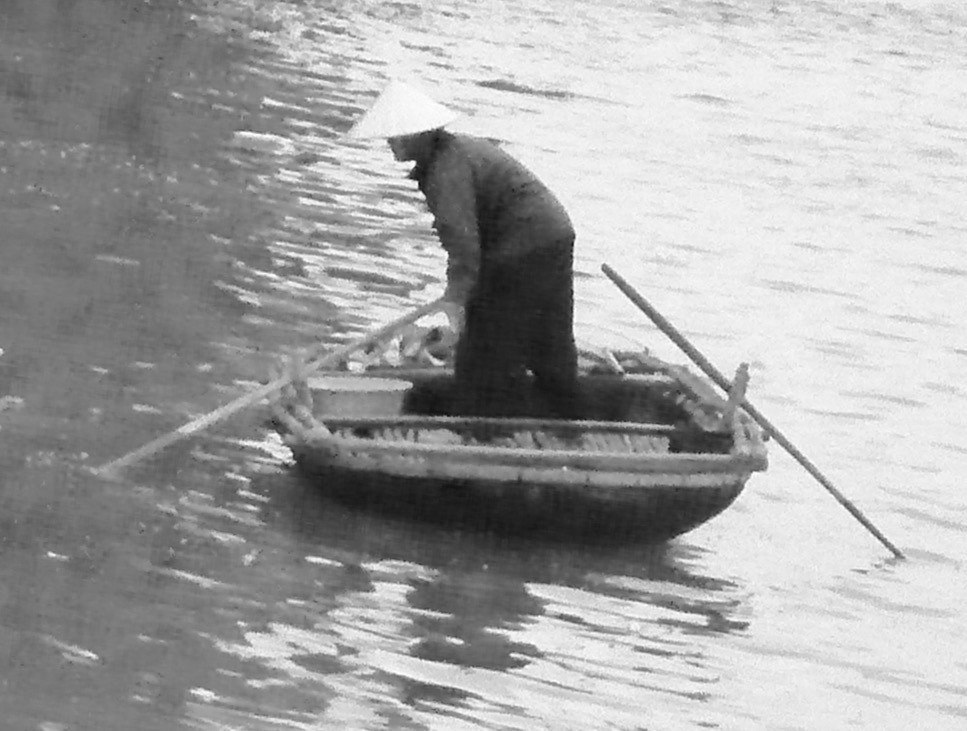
[269,348,767,544]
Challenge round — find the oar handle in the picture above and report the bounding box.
[602,264,734,391]
[601,263,905,560]
[95,297,446,476]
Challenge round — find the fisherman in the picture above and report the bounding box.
[348,79,579,419]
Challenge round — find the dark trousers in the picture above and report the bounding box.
[453,240,579,419]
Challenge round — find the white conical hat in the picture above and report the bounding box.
[348,80,460,139]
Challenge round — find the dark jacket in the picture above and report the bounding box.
[409,131,579,418]
[410,131,575,304]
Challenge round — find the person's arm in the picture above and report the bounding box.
[421,145,480,309]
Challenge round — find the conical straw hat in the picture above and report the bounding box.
[348,80,460,139]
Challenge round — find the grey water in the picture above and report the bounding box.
[0,0,965,728]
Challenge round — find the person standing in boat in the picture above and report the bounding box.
[348,79,580,419]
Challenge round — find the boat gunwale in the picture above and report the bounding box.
[272,352,769,482]
[293,422,767,474]
[296,446,759,492]
[318,414,679,434]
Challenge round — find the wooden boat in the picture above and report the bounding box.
[269,350,767,543]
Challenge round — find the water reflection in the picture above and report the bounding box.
[0,0,283,470]
[221,469,751,725]
[407,569,543,673]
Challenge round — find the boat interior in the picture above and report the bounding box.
[363,368,735,455]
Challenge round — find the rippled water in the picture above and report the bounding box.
[1,0,965,728]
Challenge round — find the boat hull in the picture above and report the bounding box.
[271,355,766,544]
[289,444,750,543]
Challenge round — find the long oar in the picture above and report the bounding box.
[601,263,905,560]
[95,297,445,477]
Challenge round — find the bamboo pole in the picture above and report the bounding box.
[318,415,679,434]
[601,263,906,560]
[94,297,445,476]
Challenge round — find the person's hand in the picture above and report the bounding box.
[398,324,431,358]
[441,300,464,338]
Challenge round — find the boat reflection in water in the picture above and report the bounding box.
[239,467,752,727]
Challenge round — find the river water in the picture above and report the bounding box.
[1,0,965,728]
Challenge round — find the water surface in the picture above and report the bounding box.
[1,0,965,728]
